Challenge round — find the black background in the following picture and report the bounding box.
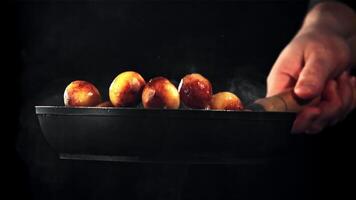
[7,0,356,199]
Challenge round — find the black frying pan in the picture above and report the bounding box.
[35,108,301,165]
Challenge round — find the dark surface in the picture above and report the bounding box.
[10,0,356,200]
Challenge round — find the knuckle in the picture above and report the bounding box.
[307,34,351,71]
[334,39,351,66]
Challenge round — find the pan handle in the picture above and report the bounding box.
[247,76,356,112]
[246,89,319,112]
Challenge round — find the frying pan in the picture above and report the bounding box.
[36,90,311,164]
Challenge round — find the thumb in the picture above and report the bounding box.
[294,55,334,100]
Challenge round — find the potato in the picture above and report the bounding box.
[210,92,244,110]
[178,73,212,109]
[109,71,146,107]
[64,80,101,107]
[142,77,180,109]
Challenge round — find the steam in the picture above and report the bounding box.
[225,67,267,105]
[188,65,197,73]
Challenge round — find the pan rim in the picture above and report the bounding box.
[35,106,296,121]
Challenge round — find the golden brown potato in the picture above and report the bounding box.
[96,101,113,107]
[109,71,146,107]
[64,80,102,107]
[210,92,244,110]
[142,77,180,109]
[178,73,212,109]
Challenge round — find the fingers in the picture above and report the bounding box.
[294,53,334,100]
[269,31,353,134]
[312,80,341,130]
[292,106,321,134]
[293,74,355,134]
[293,33,351,100]
[315,74,354,127]
[337,72,354,120]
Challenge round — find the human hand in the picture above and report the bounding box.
[267,2,356,133]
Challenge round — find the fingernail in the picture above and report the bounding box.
[295,83,319,98]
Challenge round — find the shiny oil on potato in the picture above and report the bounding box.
[210,91,244,110]
[142,77,180,109]
[109,71,146,107]
[178,73,213,109]
[64,80,102,107]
